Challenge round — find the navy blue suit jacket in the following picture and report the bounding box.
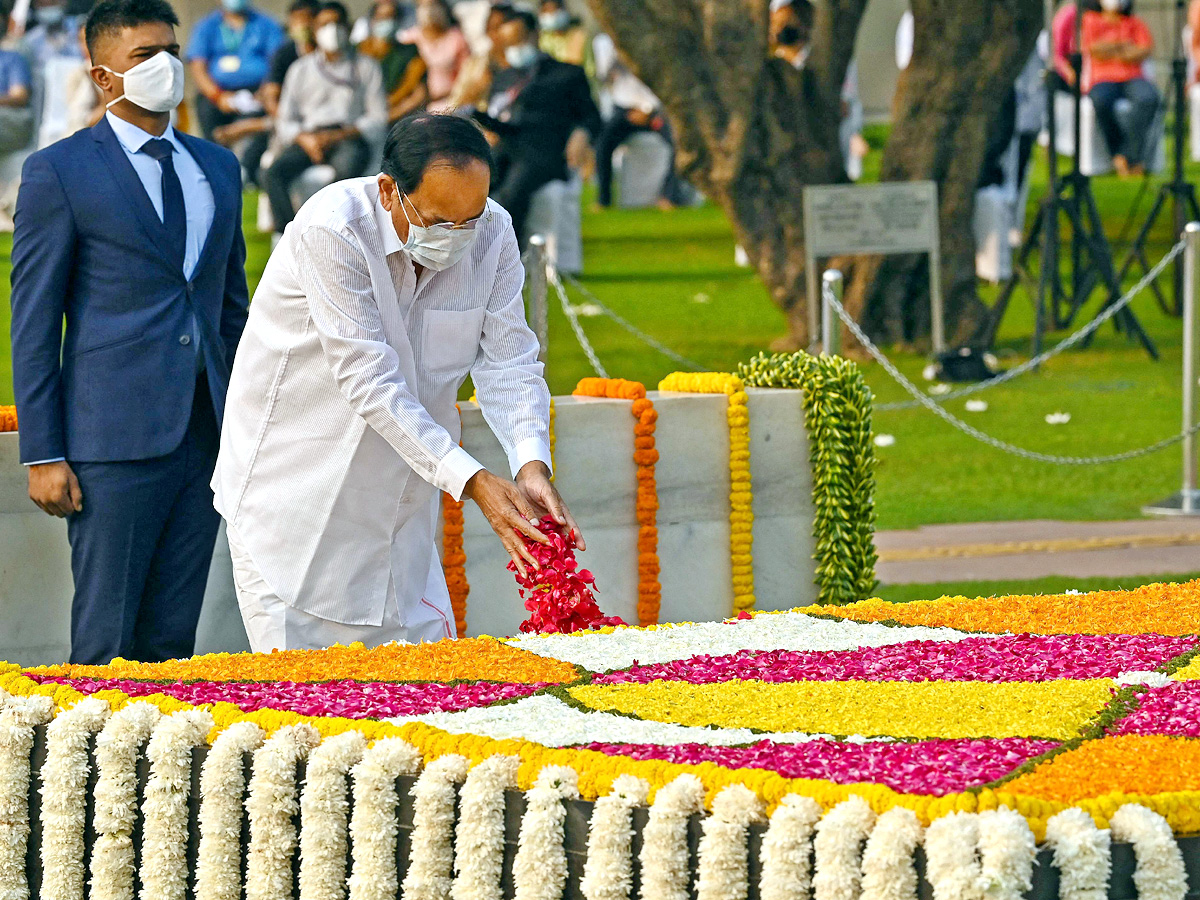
[9,116,250,464]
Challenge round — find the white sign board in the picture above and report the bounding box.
[803,181,944,353]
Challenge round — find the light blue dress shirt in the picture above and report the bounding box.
[105,111,215,279]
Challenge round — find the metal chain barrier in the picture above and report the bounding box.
[559,272,707,371]
[549,267,609,377]
[824,279,1200,465]
[875,237,1188,411]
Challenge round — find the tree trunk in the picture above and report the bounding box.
[842,0,1042,347]
[584,0,867,348]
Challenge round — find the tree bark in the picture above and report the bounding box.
[585,0,1040,349]
[584,0,867,348]
[842,0,1042,347]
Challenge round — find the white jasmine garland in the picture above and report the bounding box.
[695,784,765,900]
[0,695,53,900]
[451,755,521,900]
[759,793,822,900]
[976,808,1035,900]
[245,723,322,900]
[924,812,983,900]
[140,709,214,900]
[1114,671,1172,688]
[513,765,580,900]
[860,806,923,900]
[298,730,367,900]
[812,794,876,900]
[638,773,705,900]
[1109,804,1187,900]
[579,774,649,900]
[347,737,423,900]
[39,696,111,900]
[196,720,266,900]
[403,753,471,900]
[90,702,162,900]
[1044,808,1111,900]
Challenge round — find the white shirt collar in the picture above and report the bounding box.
[106,110,184,156]
[373,188,405,257]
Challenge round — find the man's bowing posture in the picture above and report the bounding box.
[213,114,580,651]
[10,0,249,665]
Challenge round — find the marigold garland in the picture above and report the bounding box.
[0,406,16,433]
[658,372,754,611]
[573,378,661,625]
[442,405,470,638]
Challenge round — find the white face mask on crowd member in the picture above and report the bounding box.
[505,42,539,69]
[398,191,482,271]
[371,18,397,39]
[314,21,348,52]
[98,50,185,112]
[1099,0,1126,12]
[538,10,569,32]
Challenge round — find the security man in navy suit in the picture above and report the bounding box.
[9,0,249,664]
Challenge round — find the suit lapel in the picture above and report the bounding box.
[177,132,230,278]
[90,116,181,271]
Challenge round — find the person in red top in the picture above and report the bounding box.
[1083,0,1158,177]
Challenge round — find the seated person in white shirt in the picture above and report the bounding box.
[214,113,581,651]
[263,0,386,234]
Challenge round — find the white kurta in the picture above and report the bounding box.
[212,177,552,643]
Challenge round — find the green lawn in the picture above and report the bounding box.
[4,139,1199,532]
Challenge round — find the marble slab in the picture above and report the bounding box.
[0,386,821,659]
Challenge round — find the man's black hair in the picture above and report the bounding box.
[381,113,495,194]
[85,0,179,59]
[499,6,537,34]
[317,0,349,24]
[288,0,320,16]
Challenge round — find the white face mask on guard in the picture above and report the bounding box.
[99,51,185,113]
[398,191,481,272]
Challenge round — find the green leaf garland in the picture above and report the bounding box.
[738,351,878,605]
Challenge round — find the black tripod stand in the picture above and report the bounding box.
[986,0,1158,359]
[1114,0,1200,316]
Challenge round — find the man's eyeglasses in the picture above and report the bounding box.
[402,192,490,231]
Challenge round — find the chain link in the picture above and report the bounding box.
[875,237,1187,411]
[549,268,609,377]
[824,280,1200,465]
[558,272,707,371]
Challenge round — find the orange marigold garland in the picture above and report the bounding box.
[442,404,469,637]
[0,406,16,433]
[573,378,661,625]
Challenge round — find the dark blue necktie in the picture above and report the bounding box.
[140,138,187,269]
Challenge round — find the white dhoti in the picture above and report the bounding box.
[227,524,455,652]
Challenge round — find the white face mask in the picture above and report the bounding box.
[99,51,185,113]
[505,42,539,69]
[1099,0,1126,11]
[399,191,481,271]
[314,22,348,52]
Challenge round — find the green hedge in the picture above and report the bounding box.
[738,351,878,605]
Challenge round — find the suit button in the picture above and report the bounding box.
[179,334,191,345]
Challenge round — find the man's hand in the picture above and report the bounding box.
[296,132,326,163]
[28,461,83,518]
[515,461,585,551]
[215,91,238,114]
[463,469,548,577]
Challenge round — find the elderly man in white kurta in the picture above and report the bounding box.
[213,113,581,651]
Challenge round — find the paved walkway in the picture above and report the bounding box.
[875,518,1200,584]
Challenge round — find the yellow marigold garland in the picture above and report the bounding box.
[658,372,754,611]
[0,406,16,433]
[548,397,556,481]
[572,378,661,625]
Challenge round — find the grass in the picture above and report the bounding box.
[874,572,1200,604]
[4,137,1200,532]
